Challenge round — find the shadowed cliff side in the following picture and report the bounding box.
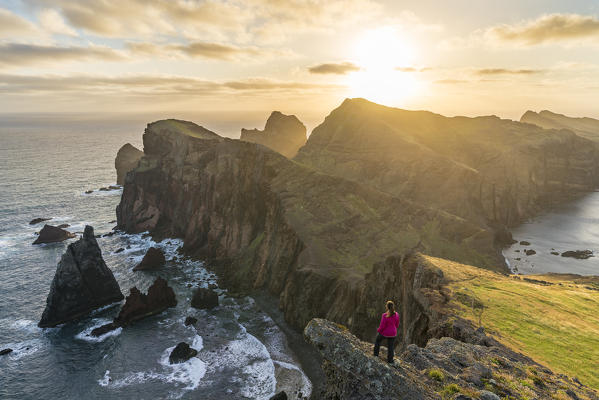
[295,99,599,232]
[240,111,307,158]
[115,143,143,185]
[521,109,599,143]
[116,118,501,337]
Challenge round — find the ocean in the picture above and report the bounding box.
[0,115,312,400]
[503,193,599,276]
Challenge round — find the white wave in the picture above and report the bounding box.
[2,338,44,360]
[75,318,122,343]
[98,335,206,398]
[10,319,42,334]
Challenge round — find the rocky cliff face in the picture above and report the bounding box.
[39,226,123,328]
[115,143,144,185]
[117,119,501,336]
[240,111,307,158]
[295,99,599,230]
[305,318,598,400]
[521,110,599,143]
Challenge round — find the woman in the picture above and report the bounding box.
[373,300,400,364]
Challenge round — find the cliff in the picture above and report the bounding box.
[115,143,144,185]
[240,111,307,158]
[116,119,500,337]
[521,110,599,143]
[305,318,598,399]
[295,99,599,230]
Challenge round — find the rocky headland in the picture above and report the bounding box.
[521,110,599,143]
[240,111,307,158]
[115,143,144,185]
[114,104,599,398]
[38,226,123,328]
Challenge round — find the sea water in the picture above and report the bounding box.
[0,115,311,399]
[503,192,599,276]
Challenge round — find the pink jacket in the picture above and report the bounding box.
[377,312,399,337]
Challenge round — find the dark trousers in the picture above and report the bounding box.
[374,333,395,362]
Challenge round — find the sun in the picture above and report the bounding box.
[346,27,423,105]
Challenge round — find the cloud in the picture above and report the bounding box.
[127,41,265,61]
[0,73,342,95]
[308,62,360,75]
[38,8,78,36]
[475,68,543,75]
[0,8,38,37]
[395,66,431,72]
[0,43,124,68]
[26,0,249,39]
[487,13,599,46]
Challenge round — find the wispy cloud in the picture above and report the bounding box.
[0,73,343,95]
[475,68,543,75]
[0,8,38,37]
[486,13,599,46]
[127,41,266,61]
[0,43,124,68]
[308,62,360,75]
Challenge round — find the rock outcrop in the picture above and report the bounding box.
[190,288,219,309]
[33,224,76,245]
[240,111,307,158]
[521,110,599,143]
[116,118,499,336]
[561,250,593,259]
[38,226,124,328]
[29,217,51,225]
[114,277,177,326]
[133,247,166,271]
[168,342,198,364]
[0,348,13,356]
[295,98,599,231]
[91,277,177,336]
[115,143,144,185]
[304,318,598,400]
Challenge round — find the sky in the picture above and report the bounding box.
[2,0,599,126]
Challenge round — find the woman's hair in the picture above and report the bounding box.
[386,300,395,316]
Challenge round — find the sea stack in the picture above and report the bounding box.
[115,143,144,185]
[33,224,76,245]
[38,226,124,328]
[240,111,307,158]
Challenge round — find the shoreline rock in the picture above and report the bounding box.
[133,247,166,271]
[561,250,593,259]
[29,217,52,225]
[38,226,124,328]
[32,224,76,245]
[190,288,219,310]
[168,342,198,364]
[114,277,177,326]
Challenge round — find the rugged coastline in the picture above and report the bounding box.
[114,102,599,398]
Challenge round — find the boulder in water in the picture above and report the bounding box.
[0,348,13,356]
[115,143,144,185]
[114,277,176,326]
[191,288,219,309]
[561,250,593,259]
[38,226,124,328]
[133,247,166,271]
[520,241,531,246]
[29,217,52,225]
[90,322,119,337]
[169,342,198,364]
[57,224,70,229]
[32,224,76,245]
[525,249,536,256]
[184,316,197,326]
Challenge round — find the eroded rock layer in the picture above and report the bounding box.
[116,119,500,335]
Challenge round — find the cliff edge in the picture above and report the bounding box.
[240,111,307,158]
